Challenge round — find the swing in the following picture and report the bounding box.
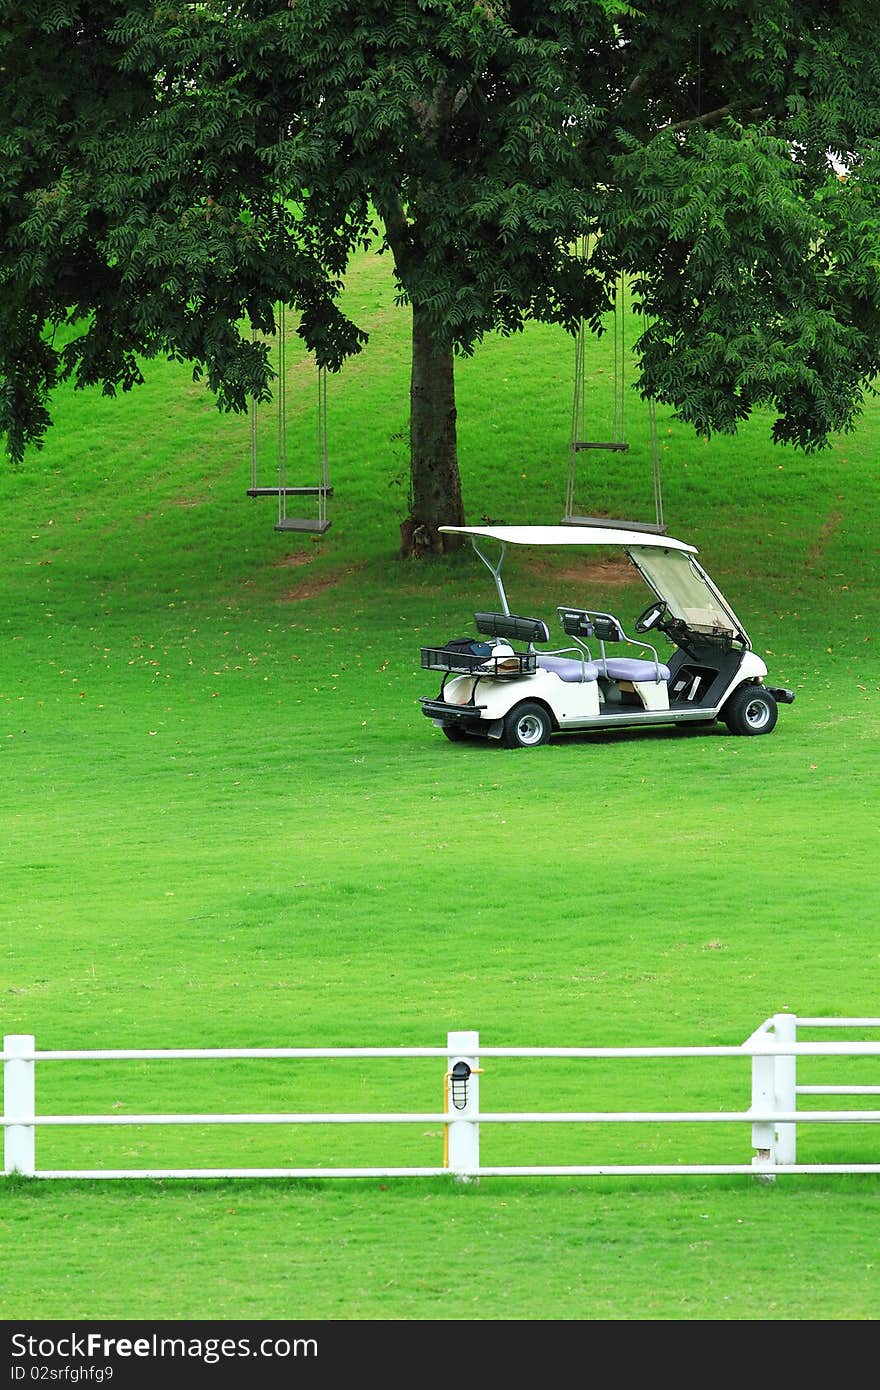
[561,251,665,535]
[247,302,333,534]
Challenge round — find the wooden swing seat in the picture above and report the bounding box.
[571,441,630,452]
[274,518,332,534]
[561,513,666,535]
[247,486,334,498]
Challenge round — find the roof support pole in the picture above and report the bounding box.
[470,538,509,615]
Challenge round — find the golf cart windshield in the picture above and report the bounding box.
[628,547,749,646]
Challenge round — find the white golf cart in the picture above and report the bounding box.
[419,524,794,748]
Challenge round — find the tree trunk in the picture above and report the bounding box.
[400,302,466,557]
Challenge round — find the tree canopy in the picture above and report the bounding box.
[3,2,880,551]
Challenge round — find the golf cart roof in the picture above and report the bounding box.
[441,523,749,646]
[439,524,697,554]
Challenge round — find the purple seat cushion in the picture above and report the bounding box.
[537,654,600,683]
[599,657,670,682]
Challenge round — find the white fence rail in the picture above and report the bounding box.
[3,1015,880,1181]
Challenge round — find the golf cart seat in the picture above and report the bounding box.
[557,607,670,684]
[536,653,600,683]
[598,655,671,682]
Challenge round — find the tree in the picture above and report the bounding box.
[3,2,880,554]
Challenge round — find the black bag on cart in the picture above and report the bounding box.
[443,638,492,657]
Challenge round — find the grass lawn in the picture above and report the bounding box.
[1,245,879,1321]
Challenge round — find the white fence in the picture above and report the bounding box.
[3,1014,880,1181]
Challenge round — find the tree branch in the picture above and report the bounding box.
[412,76,479,142]
[659,102,766,135]
[378,194,413,278]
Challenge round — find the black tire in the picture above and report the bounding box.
[442,724,469,742]
[723,685,778,736]
[502,701,553,749]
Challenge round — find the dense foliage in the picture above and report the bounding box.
[3,2,880,544]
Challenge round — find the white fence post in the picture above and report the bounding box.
[751,1046,777,1182]
[446,1030,480,1182]
[773,1013,797,1166]
[3,1035,36,1177]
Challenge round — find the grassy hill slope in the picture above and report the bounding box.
[1,246,879,1321]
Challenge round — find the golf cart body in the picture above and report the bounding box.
[419,525,794,747]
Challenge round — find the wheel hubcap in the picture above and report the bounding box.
[516,714,545,745]
[745,699,770,729]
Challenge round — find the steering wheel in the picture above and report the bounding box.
[634,600,668,634]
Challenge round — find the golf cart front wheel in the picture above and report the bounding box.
[502,701,552,749]
[723,685,778,736]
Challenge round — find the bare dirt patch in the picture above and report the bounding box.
[525,555,636,588]
[273,551,315,569]
[807,509,842,566]
[276,563,361,602]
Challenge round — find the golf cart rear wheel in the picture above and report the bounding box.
[723,685,778,736]
[442,723,470,742]
[502,701,552,749]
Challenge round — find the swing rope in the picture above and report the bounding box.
[317,364,329,529]
[614,272,626,446]
[564,316,586,519]
[249,322,259,494]
[563,253,666,534]
[276,300,288,527]
[648,396,664,532]
[246,300,333,534]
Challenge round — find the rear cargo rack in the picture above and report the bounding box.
[420,647,537,677]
